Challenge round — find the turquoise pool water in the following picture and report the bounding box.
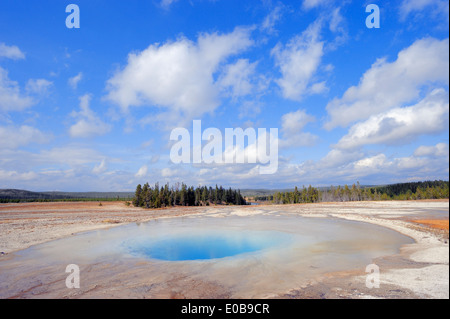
[7,213,413,265]
[0,212,416,298]
[126,229,291,261]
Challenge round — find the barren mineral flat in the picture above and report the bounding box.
[0,200,448,299]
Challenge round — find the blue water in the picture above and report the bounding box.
[9,214,414,267]
[126,230,290,261]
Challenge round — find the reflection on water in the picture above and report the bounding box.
[0,212,415,298]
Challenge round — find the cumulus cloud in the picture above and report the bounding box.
[325,37,449,129]
[353,154,389,171]
[135,165,148,178]
[281,109,315,134]
[219,59,258,99]
[0,43,25,60]
[0,170,38,184]
[0,146,105,175]
[296,146,449,186]
[272,21,326,101]
[414,143,449,158]
[92,159,107,174]
[105,27,253,127]
[69,94,111,138]
[0,125,52,149]
[335,89,449,150]
[0,66,34,112]
[317,148,364,169]
[26,78,53,96]
[279,109,318,148]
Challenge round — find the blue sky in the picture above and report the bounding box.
[0,0,448,191]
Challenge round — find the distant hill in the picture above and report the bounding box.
[240,189,289,197]
[0,189,134,201]
[2,180,447,202]
[0,186,380,201]
[0,189,65,200]
[41,191,134,199]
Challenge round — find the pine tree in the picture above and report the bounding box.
[133,184,142,207]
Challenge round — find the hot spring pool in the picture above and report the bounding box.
[127,229,291,261]
[0,212,415,298]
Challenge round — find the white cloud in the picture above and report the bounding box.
[399,0,449,20]
[354,154,389,171]
[105,27,253,127]
[308,81,327,94]
[394,155,428,170]
[280,109,318,148]
[335,89,449,150]
[325,37,449,129]
[68,72,83,89]
[329,7,343,32]
[161,167,179,178]
[238,101,262,119]
[296,146,449,186]
[69,94,111,138]
[327,7,348,49]
[0,170,38,183]
[0,66,34,112]
[302,0,330,10]
[272,21,325,101]
[135,165,148,178]
[92,159,107,174]
[0,125,51,149]
[0,43,25,60]
[219,59,257,99]
[26,78,53,96]
[280,131,318,149]
[38,146,105,167]
[318,149,364,169]
[0,146,106,178]
[160,0,179,9]
[414,143,449,158]
[281,109,315,134]
[261,6,283,34]
[0,145,135,191]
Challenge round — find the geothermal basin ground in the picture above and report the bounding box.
[0,200,448,299]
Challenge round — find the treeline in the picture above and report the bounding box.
[270,186,321,204]
[254,180,449,204]
[374,180,449,200]
[322,180,449,201]
[133,182,246,208]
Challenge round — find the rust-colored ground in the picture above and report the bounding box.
[411,219,449,230]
